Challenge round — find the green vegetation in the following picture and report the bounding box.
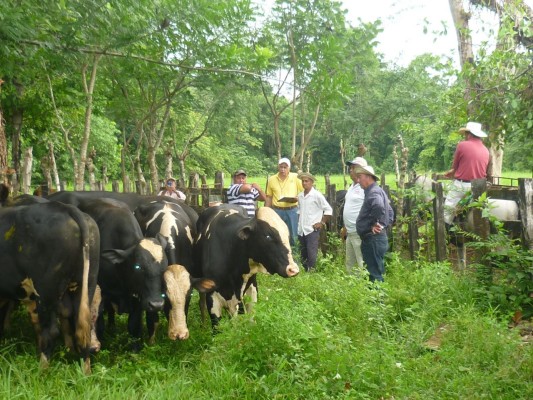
[1,250,531,399]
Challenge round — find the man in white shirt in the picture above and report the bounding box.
[341,157,367,273]
[297,172,332,271]
[158,177,186,200]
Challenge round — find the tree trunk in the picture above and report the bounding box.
[75,55,101,190]
[22,147,33,194]
[48,142,60,190]
[0,105,7,184]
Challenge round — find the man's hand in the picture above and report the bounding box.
[340,227,347,240]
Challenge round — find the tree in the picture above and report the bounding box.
[448,0,533,177]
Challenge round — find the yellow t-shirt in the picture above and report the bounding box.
[266,172,303,207]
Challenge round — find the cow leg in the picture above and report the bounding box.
[242,275,258,315]
[127,300,144,351]
[32,302,60,369]
[146,311,159,345]
[199,292,208,326]
[89,286,102,353]
[58,295,75,352]
[206,292,222,330]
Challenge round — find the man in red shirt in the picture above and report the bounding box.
[443,121,490,225]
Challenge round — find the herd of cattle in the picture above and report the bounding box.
[0,185,300,374]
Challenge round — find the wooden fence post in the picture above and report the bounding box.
[112,180,120,192]
[188,172,199,208]
[518,178,533,250]
[433,181,447,262]
[405,182,419,260]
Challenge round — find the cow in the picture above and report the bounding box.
[193,205,300,328]
[134,200,215,341]
[71,197,169,349]
[46,190,197,221]
[0,201,100,374]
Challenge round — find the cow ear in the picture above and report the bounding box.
[102,246,136,264]
[237,221,255,240]
[192,278,216,293]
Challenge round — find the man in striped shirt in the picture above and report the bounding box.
[227,169,266,217]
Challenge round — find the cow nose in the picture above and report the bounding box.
[148,299,165,311]
[287,264,300,277]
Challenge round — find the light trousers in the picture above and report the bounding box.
[345,232,364,273]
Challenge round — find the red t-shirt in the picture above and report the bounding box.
[452,137,490,181]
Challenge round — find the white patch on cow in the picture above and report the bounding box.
[164,264,192,340]
[140,239,164,263]
[414,175,436,203]
[487,199,519,221]
[243,283,258,314]
[256,207,300,277]
[247,260,268,275]
[204,209,228,239]
[211,291,240,318]
[145,205,179,250]
[184,225,194,244]
[90,285,102,352]
[20,278,39,301]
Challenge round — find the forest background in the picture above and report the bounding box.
[0,0,531,193]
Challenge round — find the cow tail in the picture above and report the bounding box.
[66,206,92,359]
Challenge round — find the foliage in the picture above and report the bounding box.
[1,250,532,398]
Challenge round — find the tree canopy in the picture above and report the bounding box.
[0,0,531,192]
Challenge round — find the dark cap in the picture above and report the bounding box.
[233,169,247,177]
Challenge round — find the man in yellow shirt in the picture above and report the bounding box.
[265,157,304,246]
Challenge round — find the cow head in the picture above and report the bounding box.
[164,264,215,340]
[239,207,299,278]
[102,237,168,311]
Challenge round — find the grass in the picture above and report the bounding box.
[1,245,532,399]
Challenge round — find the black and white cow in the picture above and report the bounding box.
[0,200,100,373]
[134,200,215,341]
[72,197,169,349]
[193,205,300,328]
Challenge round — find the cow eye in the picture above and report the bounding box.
[265,235,272,241]
[134,264,141,270]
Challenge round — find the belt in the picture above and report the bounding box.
[273,205,297,210]
[455,178,471,183]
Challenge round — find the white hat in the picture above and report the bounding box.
[354,165,379,181]
[278,157,291,168]
[459,122,487,138]
[346,157,368,167]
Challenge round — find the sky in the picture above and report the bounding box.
[344,0,533,66]
[258,0,532,67]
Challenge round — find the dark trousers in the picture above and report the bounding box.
[298,230,320,271]
[361,233,389,282]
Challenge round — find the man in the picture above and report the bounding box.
[355,165,394,282]
[296,172,332,271]
[227,169,266,217]
[341,157,367,274]
[443,121,490,226]
[265,157,304,246]
[158,177,186,200]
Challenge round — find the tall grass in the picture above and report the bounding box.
[1,249,531,399]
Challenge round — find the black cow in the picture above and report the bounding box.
[193,205,300,328]
[134,200,215,341]
[47,190,197,221]
[72,197,168,349]
[0,201,100,373]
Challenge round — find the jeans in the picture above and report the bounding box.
[361,233,389,282]
[298,230,320,271]
[273,208,299,246]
